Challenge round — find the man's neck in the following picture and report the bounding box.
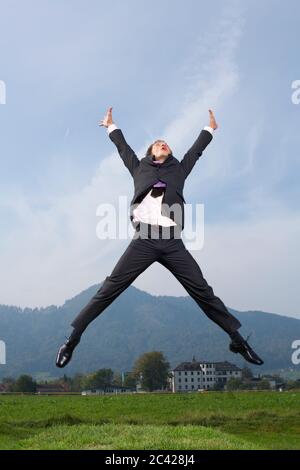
[152,155,169,163]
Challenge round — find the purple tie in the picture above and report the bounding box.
[152,160,167,188]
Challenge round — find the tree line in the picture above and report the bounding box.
[0,351,171,393]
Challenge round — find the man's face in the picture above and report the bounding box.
[151,140,171,160]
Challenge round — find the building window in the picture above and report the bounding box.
[179,378,181,383]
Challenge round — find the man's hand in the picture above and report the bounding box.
[208,109,218,130]
[98,106,114,128]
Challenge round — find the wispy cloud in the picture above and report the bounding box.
[1,1,299,320]
[135,210,300,319]
[0,3,246,309]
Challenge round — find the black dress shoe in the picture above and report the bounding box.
[56,336,80,368]
[229,334,264,365]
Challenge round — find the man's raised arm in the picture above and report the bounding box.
[98,106,140,177]
[180,109,218,178]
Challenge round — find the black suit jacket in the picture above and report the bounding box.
[108,128,213,230]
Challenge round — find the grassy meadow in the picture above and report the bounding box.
[0,391,300,450]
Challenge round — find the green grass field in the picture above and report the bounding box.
[0,391,300,450]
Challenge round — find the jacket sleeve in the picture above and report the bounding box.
[180,129,213,178]
[108,128,140,177]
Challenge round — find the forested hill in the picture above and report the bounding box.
[1,284,299,378]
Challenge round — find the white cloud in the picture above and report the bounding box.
[0,4,246,308]
[134,210,300,319]
[2,2,299,320]
[0,153,132,308]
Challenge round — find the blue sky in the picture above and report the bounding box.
[0,0,300,318]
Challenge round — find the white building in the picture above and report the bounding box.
[170,357,242,392]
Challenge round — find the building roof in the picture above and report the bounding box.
[215,361,242,371]
[82,385,135,392]
[36,383,67,392]
[173,360,241,372]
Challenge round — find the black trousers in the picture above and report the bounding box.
[71,224,241,336]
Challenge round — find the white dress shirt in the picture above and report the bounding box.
[107,123,214,227]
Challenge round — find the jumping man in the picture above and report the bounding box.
[56,107,264,368]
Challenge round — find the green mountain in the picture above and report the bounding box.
[0,284,299,379]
